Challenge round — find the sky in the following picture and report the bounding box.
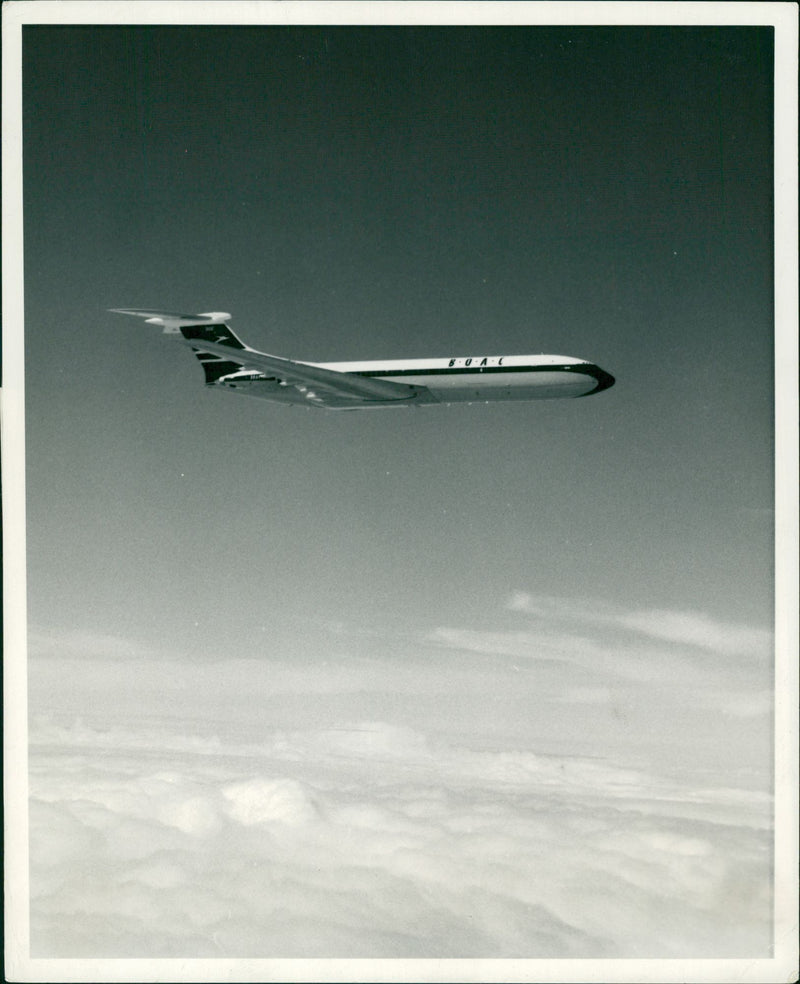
[14,13,784,971]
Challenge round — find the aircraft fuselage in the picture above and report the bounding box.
[220,353,614,408]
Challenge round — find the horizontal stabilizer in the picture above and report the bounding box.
[110,309,232,334]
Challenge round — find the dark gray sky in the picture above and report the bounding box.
[24,25,774,657]
[18,20,782,962]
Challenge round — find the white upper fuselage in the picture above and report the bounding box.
[313,353,585,373]
[263,353,608,405]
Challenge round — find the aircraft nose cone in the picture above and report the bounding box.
[589,365,615,393]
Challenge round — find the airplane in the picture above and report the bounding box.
[110,308,614,410]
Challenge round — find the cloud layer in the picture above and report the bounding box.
[29,714,771,958]
[27,593,773,958]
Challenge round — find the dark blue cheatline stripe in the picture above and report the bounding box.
[356,362,615,394]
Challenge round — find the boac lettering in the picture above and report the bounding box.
[447,356,505,368]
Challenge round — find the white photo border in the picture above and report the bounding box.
[3,4,797,982]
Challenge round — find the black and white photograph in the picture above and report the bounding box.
[3,2,798,982]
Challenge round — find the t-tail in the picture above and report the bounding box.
[110,308,249,384]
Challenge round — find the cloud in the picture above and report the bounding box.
[555,686,613,705]
[28,626,161,661]
[422,591,773,794]
[615,609,772,657]
[429,593,773,716]
[505,592,772,659]
[712,690,773,719]
[427,625,605,665]
[222,777,319,826]
[28,715,772,959]
[24,588,774,960]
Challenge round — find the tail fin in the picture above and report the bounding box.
[110,308,249,384]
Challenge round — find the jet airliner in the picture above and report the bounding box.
[111,309,614,410]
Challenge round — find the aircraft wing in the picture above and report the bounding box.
[111,308,430,407]
[186,338,422,404]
